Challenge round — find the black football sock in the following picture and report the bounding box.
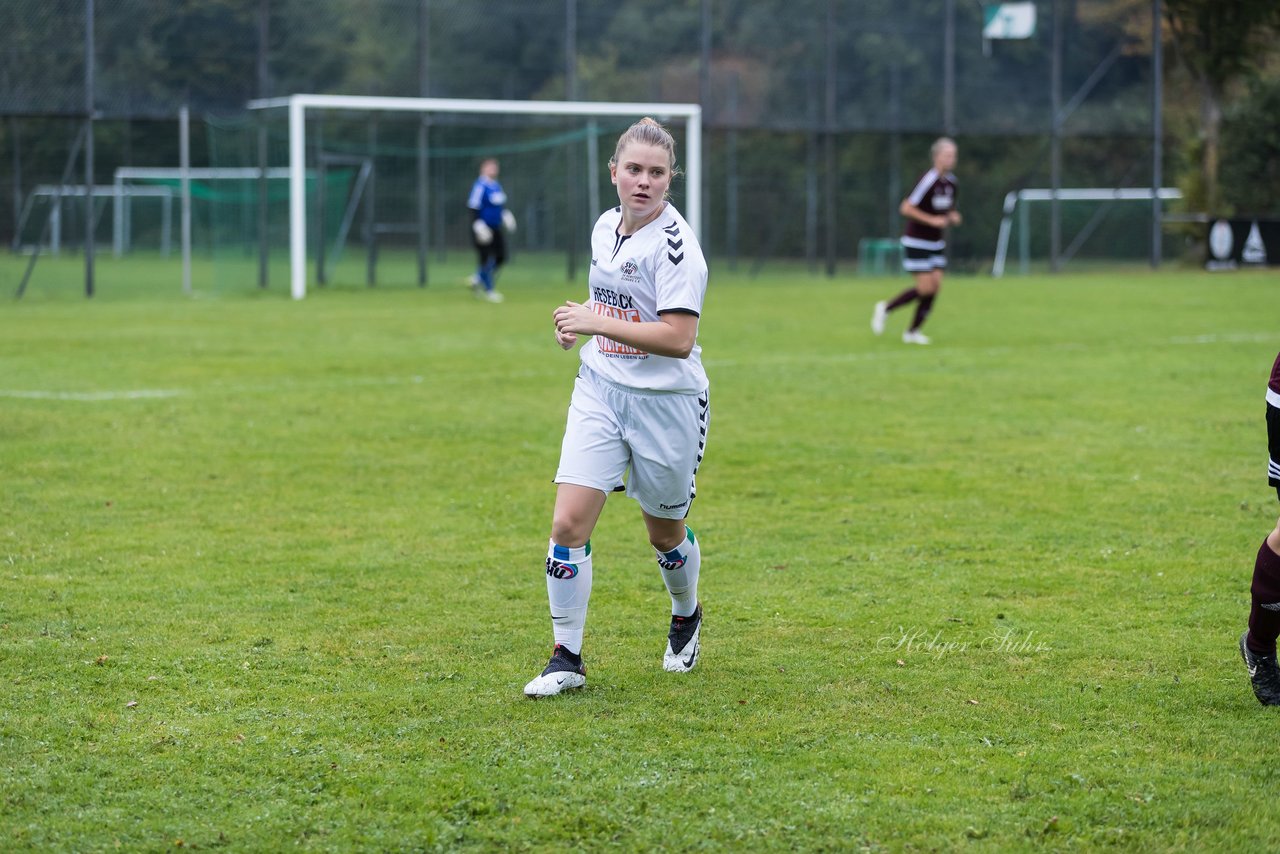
[556,646,583,666]
[908,294,936,332]
[884,287,919,312]
[1247,537,1280,655]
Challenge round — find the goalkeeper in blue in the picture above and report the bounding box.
[467,158,516,303]
[523,118,710,698]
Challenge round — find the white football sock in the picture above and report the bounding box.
[655,527,700,617]
[546,539,592,655]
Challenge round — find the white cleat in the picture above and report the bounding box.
[485,290,505,303]
[871,301,888,335]
[902,330,931,345]
[524,670,585,697]
[663,604,702,673]
[524,645,586,698]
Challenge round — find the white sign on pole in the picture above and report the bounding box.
[983,2,1036,39]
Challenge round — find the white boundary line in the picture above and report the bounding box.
[1167,333,1278,345]
[0,389,184,401]
[709,332,1279,369]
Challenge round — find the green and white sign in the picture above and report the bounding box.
[983,2,1037,39]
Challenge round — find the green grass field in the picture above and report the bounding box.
[3,251,1278,851]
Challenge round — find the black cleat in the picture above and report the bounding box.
[1240,632,1280,706]
[664,603,702,673]
[524,644,586,698]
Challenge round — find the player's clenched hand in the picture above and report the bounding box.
[553,301,602,337]
[554,328,578,350]
[947,211,962,226]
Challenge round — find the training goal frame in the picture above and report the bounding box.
[246,94,703,300]
[991,187,1183,277]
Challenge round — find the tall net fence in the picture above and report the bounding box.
[1,0,1170,294]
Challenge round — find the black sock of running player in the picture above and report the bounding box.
[1247,538,1280,655]
[884,287,919,311]
[909,294,935,332]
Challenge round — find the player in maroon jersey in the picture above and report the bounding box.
[871,138,961,345]
[1241,350,1280,705]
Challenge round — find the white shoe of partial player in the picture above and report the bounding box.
[902,330,931,345]
[524,645,586,698]
[871,301,888,335]
[485,290,505,303]
[663,604,702,673]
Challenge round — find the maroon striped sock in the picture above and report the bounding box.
[1247,538,1280,655]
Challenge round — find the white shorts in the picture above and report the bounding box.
[554,366,709,519]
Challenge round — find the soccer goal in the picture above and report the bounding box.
[111,167,351,259]
[991,187,1183,277]
[242,95,703,299]
[14,184,172,255]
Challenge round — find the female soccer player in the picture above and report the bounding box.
[871,137,961,345]
[523,118,710,698]
[1241,350,1280,705]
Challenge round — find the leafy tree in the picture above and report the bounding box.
[1163,0,1280,212]
[1219,74,1280,217]
[112,0,259,112]
[0,1,87,115]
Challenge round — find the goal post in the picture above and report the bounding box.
[246,94,703,300]
[991,187,1182,277]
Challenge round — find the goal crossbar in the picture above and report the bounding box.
[247,94,703,299]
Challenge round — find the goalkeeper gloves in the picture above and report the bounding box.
[502,210,517,232]
[472,219,494,245]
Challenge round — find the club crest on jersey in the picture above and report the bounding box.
[621,259,640,280]
[546,558,579,579]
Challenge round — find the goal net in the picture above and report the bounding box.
[111,167,358,263]
[207,95,702,298]
[991,188,1183,276]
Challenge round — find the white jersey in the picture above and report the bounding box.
[578,203,708,394]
